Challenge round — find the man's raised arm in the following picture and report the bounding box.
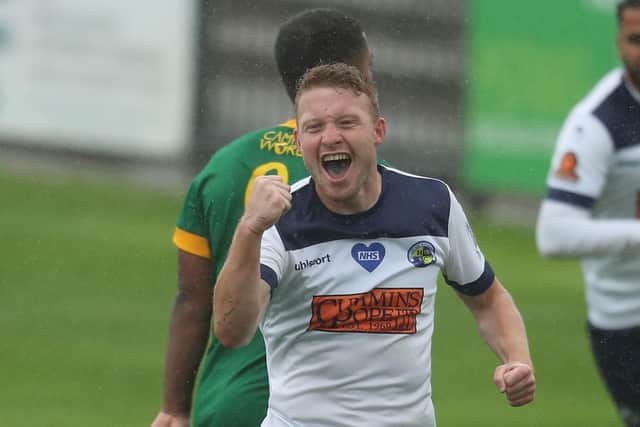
[213,175,291,348]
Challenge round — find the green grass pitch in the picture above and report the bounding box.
[0,168,622,426]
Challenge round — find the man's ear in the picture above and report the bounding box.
[294,128,302,152]
[374,117,387,147]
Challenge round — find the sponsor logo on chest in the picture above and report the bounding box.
[308,288,425,334]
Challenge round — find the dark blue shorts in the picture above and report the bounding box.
[588,322,640,427]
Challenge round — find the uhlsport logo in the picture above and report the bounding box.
[294,254,331,271]
[407,241,436,268]
[351,242,385,272]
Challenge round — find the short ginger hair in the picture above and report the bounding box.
[294,63,380,119]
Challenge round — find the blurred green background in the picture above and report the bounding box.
[0,169,621,426]
[463,0,619,194]
[0,170,179,426]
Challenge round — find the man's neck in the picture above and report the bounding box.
[623,73,640,103]
[317,168,382,216]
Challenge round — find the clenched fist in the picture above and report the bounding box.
[494,362,536,407]
[243,175,292,234]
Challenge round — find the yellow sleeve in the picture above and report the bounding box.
[173,227,211,259]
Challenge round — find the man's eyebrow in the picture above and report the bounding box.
[337,114,360,120]
[300,118,322,127]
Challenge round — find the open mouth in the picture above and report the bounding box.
[322,153,352,178]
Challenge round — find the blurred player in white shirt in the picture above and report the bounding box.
[536,1,640,425]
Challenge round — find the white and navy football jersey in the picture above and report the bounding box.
[258,165,494,427]
[539,68,640,329]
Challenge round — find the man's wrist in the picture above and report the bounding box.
[161,402,191,418]
[238,216,267,237]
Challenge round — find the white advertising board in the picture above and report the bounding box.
[0,0,197,157]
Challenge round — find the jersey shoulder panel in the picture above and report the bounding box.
[276,166,452,250]
[574,68,624,114]
[561,69,620,146]
[567,68,640,151]
[544,70,621,207]
[591,78,640,151]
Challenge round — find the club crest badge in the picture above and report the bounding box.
[351,242,385,272]
[555,151,579,181]
[407,241,436,268]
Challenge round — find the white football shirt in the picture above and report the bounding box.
[537,68,640,329]
[258,165,495,427]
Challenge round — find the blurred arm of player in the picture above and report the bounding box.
[151,410,189,427]
[536,200,640,257]
[151,251,212,427]
[213,175,291,348]
[457,278,536,407]
[536,112,640,257]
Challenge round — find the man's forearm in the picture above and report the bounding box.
[537,200,640,257]
[461,281,532,366]
[480,291,531,365]
[162,292,212,416]
[460,279,536,406]
[214,221,269,348]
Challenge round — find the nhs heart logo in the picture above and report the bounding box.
[351,242,385,272]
